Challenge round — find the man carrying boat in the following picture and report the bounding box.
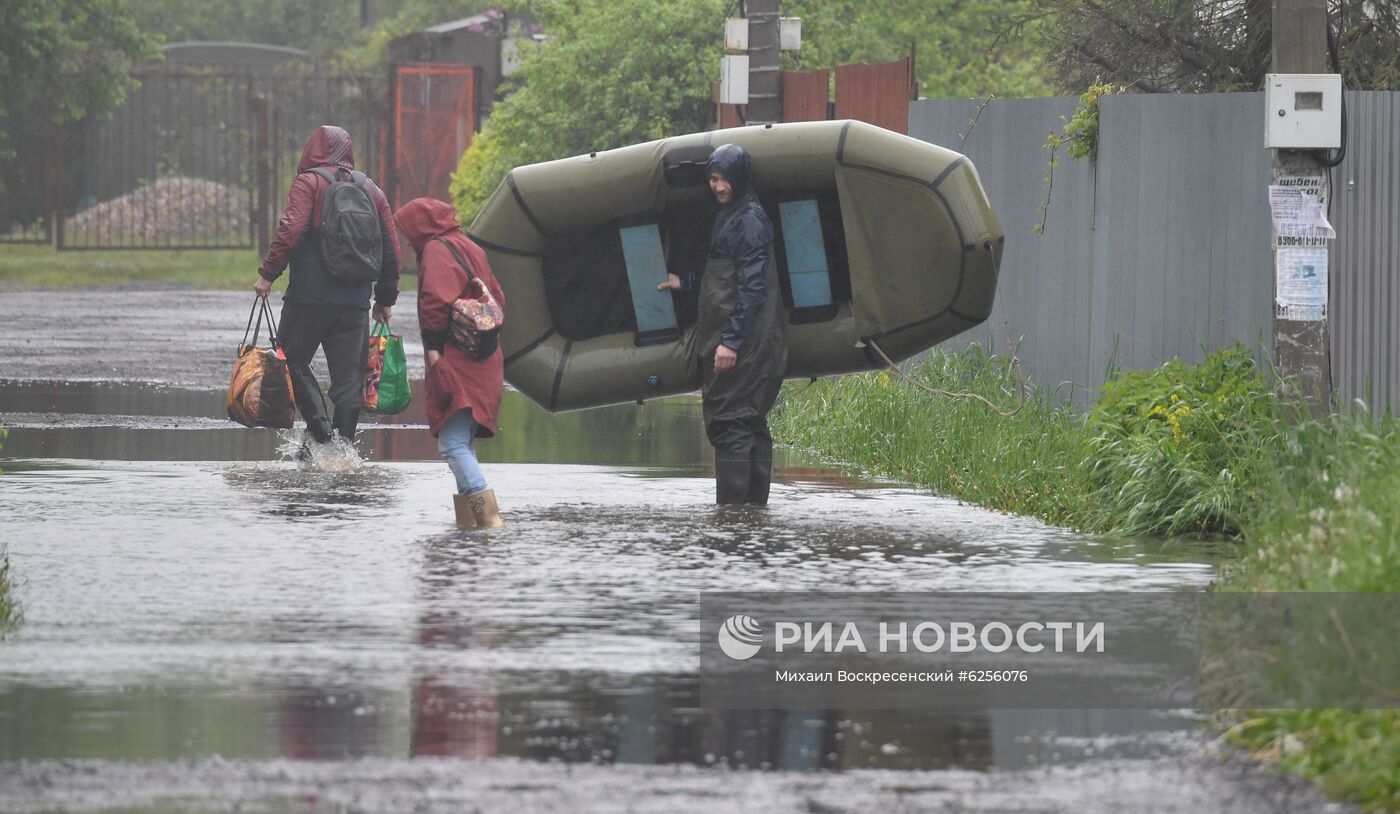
[660,143,788,505]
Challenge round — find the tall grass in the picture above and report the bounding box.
[773,344,1102,529]
[1227,408,1400,592]
[1220,407,1400,813]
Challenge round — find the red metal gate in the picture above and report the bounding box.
[390,64,476,206]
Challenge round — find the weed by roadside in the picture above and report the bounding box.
[0,549,18,637]
[0,430,16,636]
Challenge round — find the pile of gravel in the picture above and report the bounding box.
[66,177,250,245]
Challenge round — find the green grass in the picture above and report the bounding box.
[0,244,418,291]
[0,244,261,289]
[772,344,1400,812]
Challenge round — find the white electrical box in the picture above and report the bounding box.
[720,55,749,105]
[1265,73,1342,149]
[724,19,748,51]
[779,17,802,50]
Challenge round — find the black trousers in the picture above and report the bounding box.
[278,300,368,443]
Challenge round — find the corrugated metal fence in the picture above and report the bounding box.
[909,91,1400,413]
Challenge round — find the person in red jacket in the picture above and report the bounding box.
[393,197,506,528]
[254,125,400,456]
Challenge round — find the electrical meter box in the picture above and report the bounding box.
[1265,73,1342,149]
[720,55,749,104]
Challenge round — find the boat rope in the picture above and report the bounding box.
[867,339,1028,418]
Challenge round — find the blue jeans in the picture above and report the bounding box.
[439,409,488,495]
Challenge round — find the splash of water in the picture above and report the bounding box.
[274,428,364,473]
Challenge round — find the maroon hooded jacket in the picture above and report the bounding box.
[394,197,506,438]
[258,125,400,309]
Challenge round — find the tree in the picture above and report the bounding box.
[451,0,727,219]
[783,0,1053,99]
[121,0,366,63]
[0,0,159,156]
[1031,0,1400,93]
[121,0,523,71]
[343,0,510,74]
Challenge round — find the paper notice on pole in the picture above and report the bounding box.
[1275,246,1328,321]
[1270,177,1335,243]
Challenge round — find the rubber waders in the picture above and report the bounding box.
[746,446,773,505]
[715,454,751,505]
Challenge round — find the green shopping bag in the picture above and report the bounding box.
[363,321,412,415]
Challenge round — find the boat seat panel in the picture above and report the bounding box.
[778,199,835,309]
[619,223,680,344]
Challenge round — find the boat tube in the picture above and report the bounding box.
[468,119,1004,412]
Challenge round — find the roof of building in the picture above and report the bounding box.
[421,9,506,35]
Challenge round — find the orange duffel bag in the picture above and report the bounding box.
[227,296,297,429]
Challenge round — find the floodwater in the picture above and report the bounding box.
[0,291,1351,813]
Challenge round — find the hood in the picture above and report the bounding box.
[393,197,462,254]
[707,143,754,200]
[296,125,355,173]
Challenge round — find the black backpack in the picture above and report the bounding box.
[306,166,383,284]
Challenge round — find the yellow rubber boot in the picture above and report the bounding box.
[466,489,505,528]
[453,493,479,528]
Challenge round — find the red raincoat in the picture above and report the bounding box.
[394,198,505,438]
[258,125,400,308]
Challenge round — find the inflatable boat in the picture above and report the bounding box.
[468,119,1004,412]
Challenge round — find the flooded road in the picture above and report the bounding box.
[0,291,1350,812]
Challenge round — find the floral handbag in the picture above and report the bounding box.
[438,238,504,360]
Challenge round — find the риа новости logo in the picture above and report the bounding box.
[717,615,763,660]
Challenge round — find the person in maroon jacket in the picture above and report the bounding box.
[254,125,400,456]
[393,197,506,528]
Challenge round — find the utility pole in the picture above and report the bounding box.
[1270,0,1333,413]
[746,0,782,124]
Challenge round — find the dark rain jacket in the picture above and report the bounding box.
[694,144,788,424]
[258,125,400,310]
[394,197,506,438]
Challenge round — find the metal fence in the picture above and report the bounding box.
[910,91,1400,414]
[0,117,57,245]
[43,67,381,252]
[57,70,256,250]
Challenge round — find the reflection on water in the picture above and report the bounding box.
[0,379,718,467]
[0,379,1231,810]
